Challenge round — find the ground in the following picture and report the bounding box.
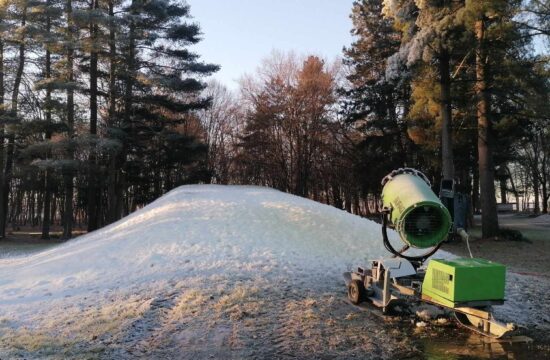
[444,213,550,275]
[0,187,549,359]
[441,213,550,356]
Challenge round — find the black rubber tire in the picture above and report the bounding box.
[348,279,365,305]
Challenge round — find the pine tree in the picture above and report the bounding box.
[33,0,63,239]
[0,0,31,237]
[108,0,217,217]
[383,0,474,180]
[105,0,121,225]
[0,0,218,237]
[0,1,8,238]
[61,0,76,239]
[522,0,550,39]
[341,0,411,195]
[459,0,529,237]
[86,0,100,231]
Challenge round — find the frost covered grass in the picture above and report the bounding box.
[174,289,209,316]
[0,328,76,356]
[214,284,263,321]
[0,294,150,358]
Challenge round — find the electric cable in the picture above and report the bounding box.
[457,228,473,258]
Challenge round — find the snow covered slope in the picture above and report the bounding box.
[1,185,546,359]
[0,185,409,308]
[0,185,421,357]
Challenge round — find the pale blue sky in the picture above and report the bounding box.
[186,1,548,89]
[186,0,355,88]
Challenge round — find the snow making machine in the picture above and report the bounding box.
[344,168,519,339]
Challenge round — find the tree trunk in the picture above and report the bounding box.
[499,177,507,204]
[439,49,454,180]
[42,1,52,240]
[2,6,27,237]
[532,167,540,214]
[472,166,479,213]
[124,19,135,125]
[0,39,5,239]
[87,0,99,232]
[332,183,343,209]
[505,166,520,211]
[112,1,136,223]
[63,0,75,239]
[475,18,499,238]
[542,135,549,213]
[106,0,118,224]
[542,178,548,214]
[11,5,26,115]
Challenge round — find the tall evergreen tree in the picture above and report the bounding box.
[85,0,100,231]
[0,1,8,238]
[108,0,218,217]
[0,0,31,237]
[460,0,529,237]
[0,0,218,236]
[341,0,411,196]
[32,0,63,239]
[382,0,472,181]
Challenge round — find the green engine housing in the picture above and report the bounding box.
[422,258,506,308]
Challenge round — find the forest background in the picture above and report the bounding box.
[0,0,548,241]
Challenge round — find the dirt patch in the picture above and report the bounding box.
[444,238,550,275]
[443,215,550,275]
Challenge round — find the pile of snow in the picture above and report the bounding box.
[529,214,550,225]
[0,186,425,319]
[0,185,546,358]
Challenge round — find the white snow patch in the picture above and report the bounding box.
[529,214,550,225]
[0,186,447,311]
[0,186,438,323]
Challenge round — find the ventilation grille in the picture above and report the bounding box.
[404,206,443,238]
[432,269,452,294]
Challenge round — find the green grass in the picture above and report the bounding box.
[469,224,549,242]
[514,228,550,242]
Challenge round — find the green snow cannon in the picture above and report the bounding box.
[381,169,452,249]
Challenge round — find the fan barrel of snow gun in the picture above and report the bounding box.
[381,169,452,249]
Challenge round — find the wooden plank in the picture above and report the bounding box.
[392,283,415,296]
[454,306,491,320]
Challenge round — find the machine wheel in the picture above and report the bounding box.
[348,280,365,305]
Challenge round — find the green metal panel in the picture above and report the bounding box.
[422,258,506,307]
[381,173,452,248]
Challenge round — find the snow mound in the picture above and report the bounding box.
[529,214,550,225]
[0,185,425,309]
[0,186,548,358]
